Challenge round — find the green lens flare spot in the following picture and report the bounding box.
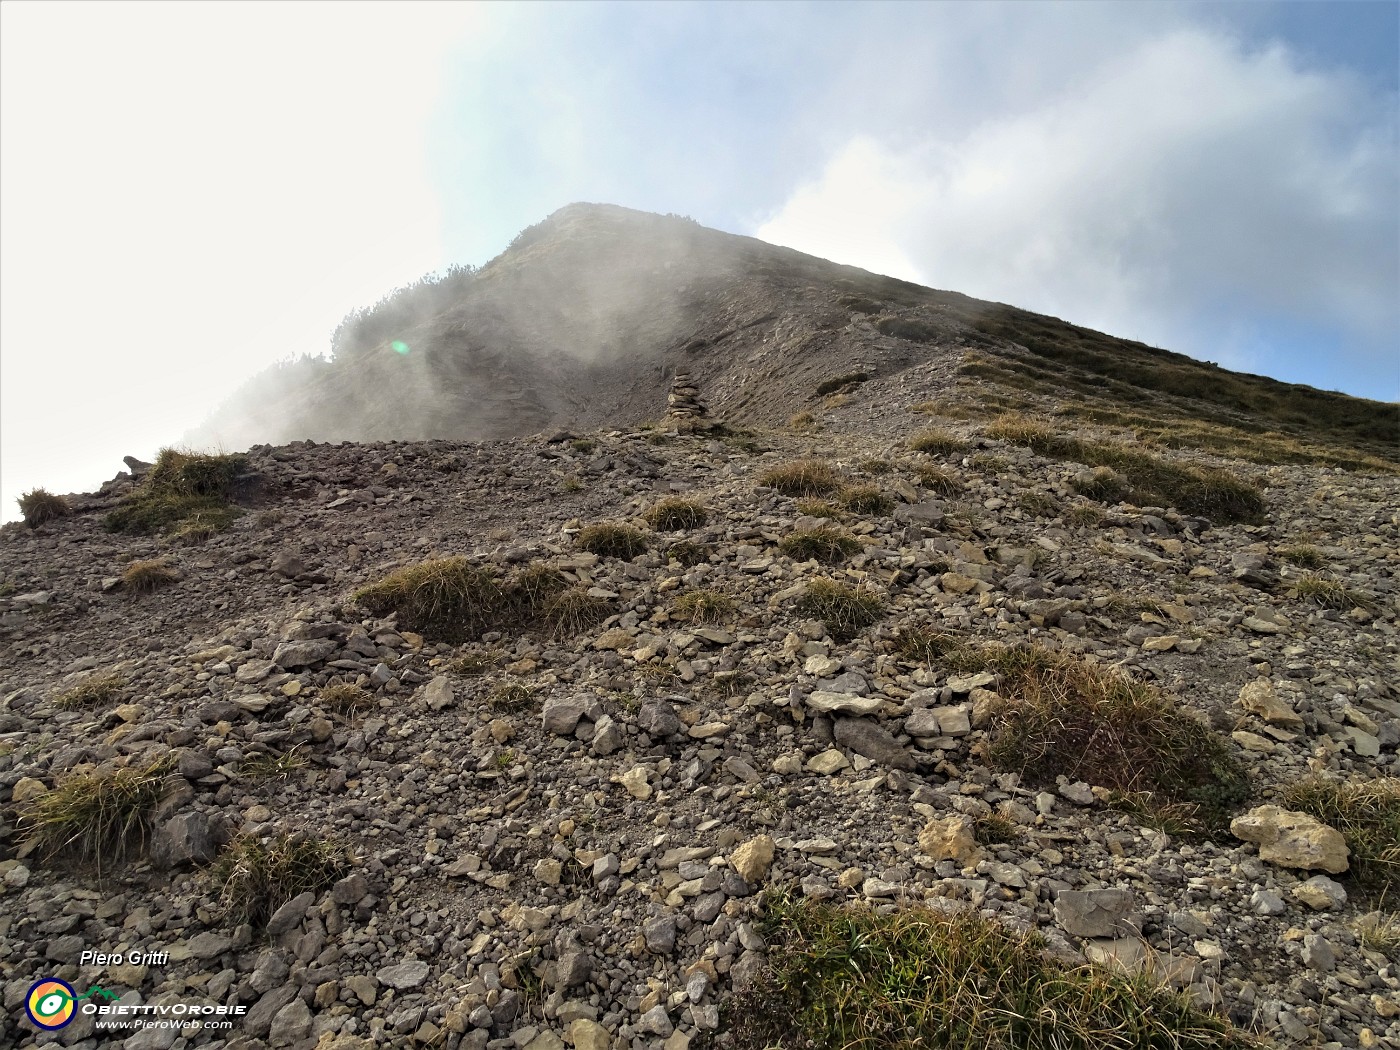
[391,341,411,355]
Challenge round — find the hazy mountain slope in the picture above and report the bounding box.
[194,203,1397,463]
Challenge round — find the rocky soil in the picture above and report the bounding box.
[2,383,1398,1050]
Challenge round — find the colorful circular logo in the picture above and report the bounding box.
[26,979,77,1030]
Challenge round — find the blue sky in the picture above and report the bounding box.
[2,1,1396,520]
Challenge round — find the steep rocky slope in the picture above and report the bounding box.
[2,208,1398,1050]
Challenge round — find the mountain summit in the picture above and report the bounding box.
[193,203,1395,462]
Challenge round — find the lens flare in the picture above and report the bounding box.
[391,341,411,355]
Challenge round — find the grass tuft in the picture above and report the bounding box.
[962,642,1249,832]
[913,463,963,495]
[576,522,650,559]
[1289,573,1372,610]
[18,488,69,528]
[1277,544,1325,569]
[727,890,1260,1050]
[758,460,843,497]
[672,588,737,625]
[212,831,352,928]
[838,485,894,515]
[909,428,968,456]
[54,673,126,709]
[320,683,374,713]
[489,683,534,711]
[21,755,174,872]
[664,540,709,566]
[780,527,861,565]
[1281,777,1399,895]
[122,559,179,594]
[541,587,611,636]
[354,558,508,642]
[795,579,885,642]
[644,497,708,531]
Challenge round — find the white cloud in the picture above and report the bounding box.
[758,27,1397,387]
[1,2,477,518]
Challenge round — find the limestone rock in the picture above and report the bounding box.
[917,816,979,865]
[1054,889,1139,938]
[1231,806,1349,873]
[1238,680,1303,729]
[730,834,776,884]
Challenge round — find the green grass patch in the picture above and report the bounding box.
[212,831,352,928]
[758,460,844,497]
[1277,544,1325,569]
[644,497,708,531]
[1280,777,1399,895]
[913,463,962,495]
[21,755,174,873]
[541,587,611,636]
[795,579,885,642]
[106,449,247,536]
[18,488,69,528]
[986,413,1265,523]
[355,558,509,642]
[664,540,710,566]
[726,890,1259,1050]
[1289,573,1372,610]
[780,527,861,565]
[795,499,841,519]
[319,683,374,713]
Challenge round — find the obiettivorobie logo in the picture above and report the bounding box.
[24,980,116,1030]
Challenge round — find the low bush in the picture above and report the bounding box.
[106,449,247,536]
[54,673,125,709]
[672,589,737,624]
[909,428,967,456]
[838,485,894,515]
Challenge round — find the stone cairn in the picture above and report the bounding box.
[664,368,709,426]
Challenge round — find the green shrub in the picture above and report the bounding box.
[542,587,611,636]
[354,558,509,642]
[758,460,843,497]
[576,522,650,559]
[18,488,69,528]
[965,643,1249,832]
[644,497,708,531]
[795,580,885,641]
[780,527,861,565]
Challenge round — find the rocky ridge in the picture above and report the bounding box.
[2,378,1399,1049]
